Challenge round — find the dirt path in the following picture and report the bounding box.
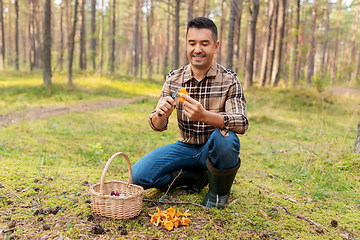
[0,97,143,127]
[327,87,360,96]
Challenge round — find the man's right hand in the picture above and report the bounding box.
[155,96,176,119]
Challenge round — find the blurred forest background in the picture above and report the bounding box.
[0,0,359,89]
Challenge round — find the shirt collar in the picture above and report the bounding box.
[184,61,217,83]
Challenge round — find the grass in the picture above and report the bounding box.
[0,71,360,239]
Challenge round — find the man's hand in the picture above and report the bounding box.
[179,93,206,121]
[155,96,176,119]
[179,93,225,128]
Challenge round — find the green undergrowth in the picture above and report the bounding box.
[0,70,163,114]
[0,75,360,239]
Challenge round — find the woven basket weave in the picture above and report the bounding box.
[89,152,144,220]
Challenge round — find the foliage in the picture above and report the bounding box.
[0,74,360,239]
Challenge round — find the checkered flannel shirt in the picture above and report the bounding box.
[149,61,249,145]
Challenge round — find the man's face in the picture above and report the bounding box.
[186,28,219,72]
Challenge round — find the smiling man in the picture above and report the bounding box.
[132,17,249,208]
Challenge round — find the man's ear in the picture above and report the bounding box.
[214,41,220,53]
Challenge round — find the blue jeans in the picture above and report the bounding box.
[132,129,240,189]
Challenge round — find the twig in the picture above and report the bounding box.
[296,213,324,233]
[20,204,38,208]
[10,188,22,201]
[283,195,297,203]
[164,169,182,196]
[143,198,205,208]
[60,177,89,185]
[1,227,17,233]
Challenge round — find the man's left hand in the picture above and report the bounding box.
[179,93,206,122]
[179,93,225,128]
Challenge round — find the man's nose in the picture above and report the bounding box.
[194,44,202,53]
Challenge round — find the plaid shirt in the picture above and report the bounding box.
[149,61,249,145]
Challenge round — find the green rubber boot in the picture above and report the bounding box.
[161,169,208,194]
[202,159,240,209]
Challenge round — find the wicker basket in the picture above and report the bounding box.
[89,152,144,220]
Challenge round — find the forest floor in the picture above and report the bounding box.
[1,81,360,239]
[1,87,359,128]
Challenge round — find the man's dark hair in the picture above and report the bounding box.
[186,17,218,43]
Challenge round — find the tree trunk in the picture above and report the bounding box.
[98,0,104,76]
[59,1,64,71]
[355,120,360,154]
[174,0,180,69]
[29,0,35,71]
[244,0,260,90]
[15,0,19,70]
[307,0,317,84]
[0,0,4,69]
[235,0,243,73]
[350,2,360,83]
[147,0,153,79]
[202,0,207,17]
[139,0,143,79]
[320,0,331,78]
[8,2,12,66]
[162,0,170,75]
[259,0,274,87]
[184,0,193,65]
[132,0,140,76]
[79,0,86,70]
[267,0,278,85]
[91,0,96,70]
[43,0,52,86]
[35,0,42,69]
[332,0,342,83]
[109,0,115,73]
[292,0,300,87]
[270,0,286,87]
[68,0,79,86]
[217,0,226,65]
[226,0,238,70]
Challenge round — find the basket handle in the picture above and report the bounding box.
[99,152,132,195]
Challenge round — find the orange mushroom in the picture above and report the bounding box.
[149,207,191,231]
[178,88,189,103]
[181,217,191,226]
[163,220,174,231]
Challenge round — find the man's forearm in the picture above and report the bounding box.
[202,111,224,128]
[150,114,168,130]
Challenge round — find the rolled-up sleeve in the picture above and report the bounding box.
[219,78,249,136]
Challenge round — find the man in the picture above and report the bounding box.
[132,17,249,208]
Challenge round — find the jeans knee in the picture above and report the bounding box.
[212,129,240,156]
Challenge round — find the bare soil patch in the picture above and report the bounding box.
[0,97,143,127]
[327,87,360,96]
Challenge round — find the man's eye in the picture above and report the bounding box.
[202,44,208,47]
